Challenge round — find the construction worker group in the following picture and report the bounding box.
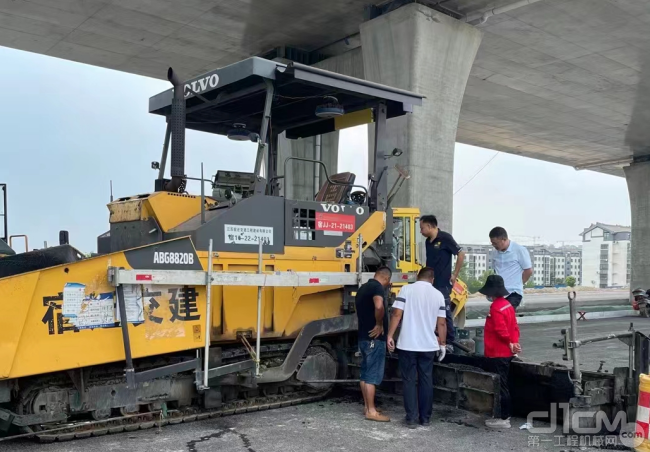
[355,216,532,428]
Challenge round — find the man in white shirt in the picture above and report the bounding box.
[387,267,447,429]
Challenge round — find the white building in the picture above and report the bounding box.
[580,223,631,288]
[460,245,492,279]
[529,247,553,286]
[566,251,582,285]
[527,245,582,287]
[459,243,581,286]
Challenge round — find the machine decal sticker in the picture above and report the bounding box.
[42,293,79,335]
[153,251,194,265]
[116,284,144,324]
[124,237,202,271]
[168,286,200,322]
[184,74,219,99]
[62,283,85,318]
[320,204,365,215]
[315,212,355,234]
[72,293,114,329]
[143,285,201,339]
[62,283,115,330]
[224,224,273,245]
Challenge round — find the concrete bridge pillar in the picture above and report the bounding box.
[625,162,650,290]
[360,3,482,232]
[279,4,482,231]
[277,132,339,201]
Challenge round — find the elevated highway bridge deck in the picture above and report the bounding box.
[0,0,647,174]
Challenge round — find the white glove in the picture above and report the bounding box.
[438,346,446,362]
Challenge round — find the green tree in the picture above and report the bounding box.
[566,276,576,287]
[525,280,536,289]
[466,269,495,294]
[466,278,483,294]
[555,278,565,285]
[482,269,495,283]
[458,261,470,284]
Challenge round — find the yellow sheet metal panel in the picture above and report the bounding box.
[263,268,275,331]
[350,211,386,258]
[0,271,39,378]
[108,197,149,223]
[1,252,206,379]
[146,192,215,232]
[334,108,373,131]
[209,264,224,339]
[201,212,385,340]
[220,264,275,340]
[271,259,345,336]
[283,290,342,336]
[392,207,420,216]
[268,212,385,336]
[2,209,390,380]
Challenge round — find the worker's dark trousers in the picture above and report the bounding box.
[444,296,455,343]
[398,349,436,423]
[485,357,513,419]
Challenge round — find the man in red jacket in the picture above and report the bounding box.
[479,274,521,429]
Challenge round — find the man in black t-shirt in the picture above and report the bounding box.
[420,215,465,346]
[355,266,392,422]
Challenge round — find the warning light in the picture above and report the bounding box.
[309,278,320,284]
[136,274,153,281]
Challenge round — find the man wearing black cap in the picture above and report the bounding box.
[479,274,521,429]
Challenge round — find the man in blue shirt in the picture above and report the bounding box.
[420,215,465,345]
[489,227,533,309]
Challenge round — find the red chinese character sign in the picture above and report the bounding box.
[315,212,356,234]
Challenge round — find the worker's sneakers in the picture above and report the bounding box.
[365,412,390,422]
[405,420,418,429]
[485,418,511,429]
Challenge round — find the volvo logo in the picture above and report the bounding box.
[184,74,219,98]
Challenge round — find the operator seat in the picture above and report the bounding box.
[315,172,355,204]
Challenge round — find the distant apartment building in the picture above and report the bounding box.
[580,223,631,288]
[565,249,583,285]
[461,245,493,279]
[528,245,582,287]
[459,243,581,286]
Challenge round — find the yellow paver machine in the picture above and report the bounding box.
[0,58,437,439]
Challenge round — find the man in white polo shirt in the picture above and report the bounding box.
[489,227,533,310]
[387,267,447,429]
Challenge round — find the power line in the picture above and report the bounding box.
[454,152,499,195]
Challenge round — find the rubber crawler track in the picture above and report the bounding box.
[1,389,330,443]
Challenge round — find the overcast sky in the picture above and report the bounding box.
[0,46,631,253]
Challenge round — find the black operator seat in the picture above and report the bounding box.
[315,172,356,204]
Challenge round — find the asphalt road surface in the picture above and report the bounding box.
[5,391,575,452]
[467,290,628,314]
[6,316,644,452]
[516,315,644,371]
